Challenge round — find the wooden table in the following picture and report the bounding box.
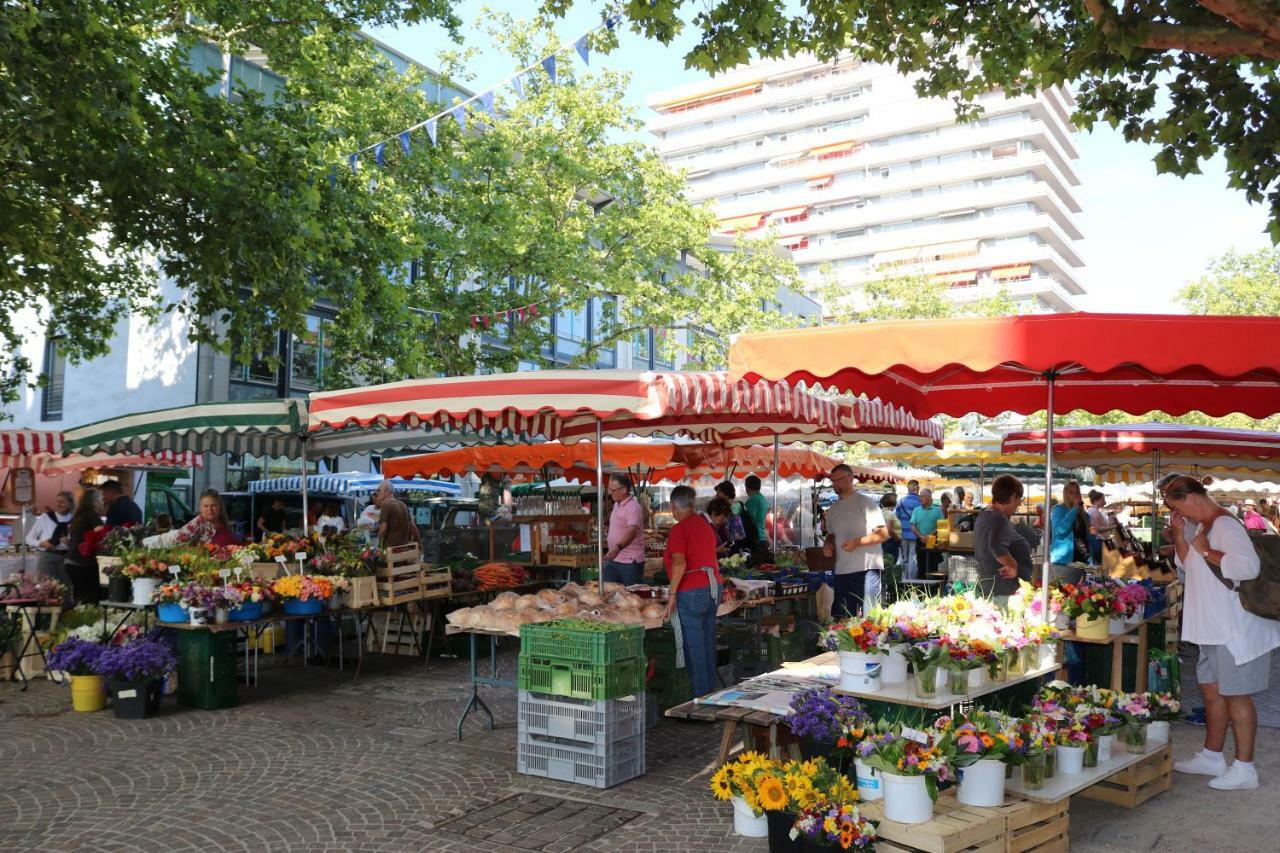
[664,700,795,765]
[1006,739,1171,804]
[1056,610,1170,692]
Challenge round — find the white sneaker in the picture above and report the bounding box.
[1208,763,1259,790]
[1174,751,1228,776]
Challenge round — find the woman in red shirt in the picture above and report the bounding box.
[663,487,726,699]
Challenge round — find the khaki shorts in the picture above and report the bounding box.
[1196,645,1271,696]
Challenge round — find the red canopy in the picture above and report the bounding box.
[727,313,1280,418]
[0,429,61,469]
[1002,423,1280,460]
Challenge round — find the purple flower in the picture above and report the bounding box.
[95,638,177,682]
[788,687,867,741]
[45,637,106,676]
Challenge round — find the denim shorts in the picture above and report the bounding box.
[1196,645,1271,696]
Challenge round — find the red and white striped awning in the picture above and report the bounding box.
[307,371,850,445]
[39,450,205,477]
[0,430,62,469]
[1003,423,1280,460]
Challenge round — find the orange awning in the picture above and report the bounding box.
[807,174,834,187]
[872,246,922,266]
[719,213,766,232]
[990,264,1032,280]
[808,140,858,157]
[769,206,809,220]
[933,270,978,285]
[659,80,763,109]
[918,240,979,261]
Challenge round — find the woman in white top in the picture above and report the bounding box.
[1164,474,1280,791]
[316,502,346,536]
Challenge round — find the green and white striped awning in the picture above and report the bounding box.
[62,400,308,459]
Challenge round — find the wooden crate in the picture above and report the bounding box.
[346,575,379,610]
[545,553,595,568]
[250,562,283,581]
[376,544,424,605]
[858,793,1006,853]
[366,611,424,656]
[992,799,1069,853]
[420,566,452,600]
[1076,745,1172,809]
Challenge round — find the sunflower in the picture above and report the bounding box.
[709,767,733,800]
[757,776,787,811]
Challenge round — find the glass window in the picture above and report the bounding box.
[290,315,331,391]
[40,337,65,421]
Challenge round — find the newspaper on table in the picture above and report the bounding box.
[695,663,840,716]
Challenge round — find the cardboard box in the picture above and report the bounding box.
[949,530,975,549]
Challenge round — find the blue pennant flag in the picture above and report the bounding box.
[511,73,525,99]
[451,104,467,131]
[606,12,621,30]
[374,142,386,167]
[574,35,590,66]
[349,153,359,175]
[399,131,412,156]
[541,55,557,83]
[426,118,438,145]
[480,90,495,116]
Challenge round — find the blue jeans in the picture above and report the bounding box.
[602,559,644,586]
[676,586,718,699]
[900,539,919,580]
[832,571,866,619]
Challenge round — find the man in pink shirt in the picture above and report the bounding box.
[603,473,646,586]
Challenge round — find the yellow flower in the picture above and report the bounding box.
[757,776,787,811]
[824,816,838,835]
[710,767,732,800]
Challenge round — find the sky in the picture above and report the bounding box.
[368,1,1274,314]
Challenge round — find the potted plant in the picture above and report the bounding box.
[936,709,1026,807]
[819,618,887,692]
[1147,692,1180,744]
[95,637,177,719]
[45,636,107,712]
[856,727,954,825]
[1057,580,1123,639]
[153,583,189,623]
[786,687,868,770]
[271,574,333,615]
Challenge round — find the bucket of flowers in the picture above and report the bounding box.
[1117,582,1152,625]
[1116,692,1153,754]
[819,618,887,692]
[856,726,954,824]
[120,554,171,605]
[271,575,334,616]
[227,579,272,621]
[45,636,108,712]
[789,799,876,851]
[708,751,773,837]
[935,709,1026,807]
[95,637,177,719]
[786,687,869,770]
[1056,580,1123,639]
[153,583,189,623]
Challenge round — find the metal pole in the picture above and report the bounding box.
[301,440,310,536]
[596,419,604,596]
[1041,377,1055,619]
[1151,449,1162,553]
[978,459,985,507]
[772,435,780,552]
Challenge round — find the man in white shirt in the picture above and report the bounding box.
[822,464,889,618]
[26,490,74,586]
[1164,475,1280,791]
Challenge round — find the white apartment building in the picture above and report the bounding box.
[647,54,1087,314]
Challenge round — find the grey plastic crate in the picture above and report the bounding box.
[517,731,645,789]
[947,555,981,584]
[517,690,645,744]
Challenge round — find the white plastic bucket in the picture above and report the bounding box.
[967,667,986,691]
[1126,610,1142,625]
[882,645,909,683]
[131,577,158,605]
[1108,617,1125,634]
[1053,612,1069,630]
[881,772,934,824]
[1038,643,1057,668]
[730,795,768,837]
[855,758,882,802]
[838,651,882,692]
[1097,734,1115,762]
[1057,744,1086,774]
[957,758,1007,808]
[1148,721,1170,744]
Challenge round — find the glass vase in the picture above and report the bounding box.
[947,668,968,696]
[915,665,939,698]
[1022,751,1047,791]
[1123,721,1148,754]
[1083,739,1099,768]
[1044,745,1056,779]
[1006,648,1028,677]
[1020,644,1038,672]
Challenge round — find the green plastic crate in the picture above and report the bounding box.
[518,655,645,700]
[519,620,644,665]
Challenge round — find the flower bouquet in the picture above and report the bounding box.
[902,639,944,697]
[78,525,112,559]
[935,709,1026,806]
[709,751,773,835]
[1115,692,1152,753]
[1116,582,1152,621]
[46,636,108,712]
[271,574,334,615]
[789,801,876,850]
[787,687,869,770]
[121,556,170,580]
[1017,713,1059,788]
[0,572,66,606]
[938,632,993,695]
[1076,705,1121,765]
[1057,580,1123,638]
[1146,692,1180,744]
[857,727,953,823]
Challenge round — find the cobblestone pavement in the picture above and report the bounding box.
[1,643,1276,852]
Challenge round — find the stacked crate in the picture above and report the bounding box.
[517,621,646,789]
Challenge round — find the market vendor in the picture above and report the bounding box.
[973,475,1032,599]
[157,490,243,547]
[662,485,723,699]
[25,490,74,588]
[602,473,645,586]
[702,496,736,557]
[823,463,889,618]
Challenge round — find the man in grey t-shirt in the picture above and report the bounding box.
[823,464,889,617]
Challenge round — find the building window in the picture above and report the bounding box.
[992,143,1018,159]
[288,315,333,391]
[40,337,65,421]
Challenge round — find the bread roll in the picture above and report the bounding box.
[577,591,602,607]
[641,602,664,619]
[536,588,560,605]
[491,591,519,611]
[516,594,540,610]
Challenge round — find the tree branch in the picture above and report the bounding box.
[1086,0,1280,60]
[1198,0,1280,49]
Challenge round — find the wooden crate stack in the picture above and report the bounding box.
[376,544,425,605]
[860,793,1069,853]
[1161,582,1183,653]
[1078,744,1172,809]
[994,799,1069,853]
[421,564,452,599]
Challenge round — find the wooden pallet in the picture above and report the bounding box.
[994,799,1069,853]
[858,793,1006,853]
[420,566,452,600]
[1076,745,1172,809]
[376,544,424,605]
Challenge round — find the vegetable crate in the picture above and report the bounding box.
[1077,744,1172,809]
[517,690,645,746]
[516,730,645,789]
[376,544,424,605]
[858,794,1006,853]
[420,566,452,600]
[518,655,646,701]
[519,620,644,666]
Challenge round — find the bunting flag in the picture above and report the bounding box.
[338,7,622,172]
[469,302,543,330]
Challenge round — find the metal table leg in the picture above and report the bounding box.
[455,633,516,741]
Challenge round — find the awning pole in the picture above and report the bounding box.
[1151,449,1162,553]
[772,435,781,552]
[301,442,310,536]
[1041,377,1055,620]
[596,418,605,596]
[979,459,985,507]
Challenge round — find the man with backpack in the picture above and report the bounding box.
[1162,474,1280,791]
[895,480,922,579]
